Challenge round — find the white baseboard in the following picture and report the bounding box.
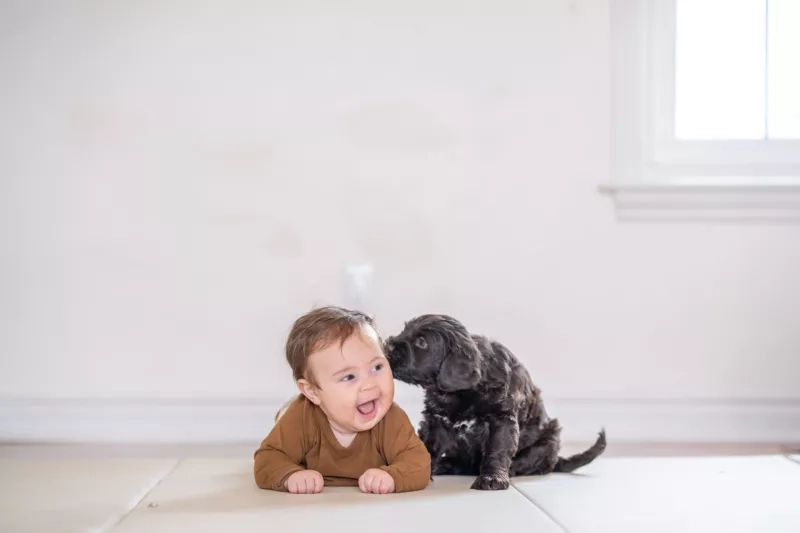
[1,397,799,444]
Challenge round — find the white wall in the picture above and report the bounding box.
[2,0,799,442]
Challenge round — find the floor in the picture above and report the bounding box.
[1,443,799,533]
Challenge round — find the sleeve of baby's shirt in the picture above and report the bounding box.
[253,396,309,491]
[378,403,432,492]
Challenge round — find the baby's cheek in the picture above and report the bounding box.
[343,390,359,409]
[383,373,395,398]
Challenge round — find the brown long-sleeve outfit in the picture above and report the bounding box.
[254,395,431,493]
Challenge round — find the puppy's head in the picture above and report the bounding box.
[385,315,483,392]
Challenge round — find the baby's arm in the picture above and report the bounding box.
[253,397,315,492]
[378,405,432,493]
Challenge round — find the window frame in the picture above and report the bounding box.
[604,0,800,221]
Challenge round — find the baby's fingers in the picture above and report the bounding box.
[370,476,380,494]
[313,474,324,493]
[366,474,379,494]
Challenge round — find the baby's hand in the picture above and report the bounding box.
[358,468,395,494]
[284,470,324,494]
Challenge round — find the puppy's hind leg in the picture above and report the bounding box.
[509,418,561,477]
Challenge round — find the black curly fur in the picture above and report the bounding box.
[385,314,606,491]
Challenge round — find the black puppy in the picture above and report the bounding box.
[385,314,606,490]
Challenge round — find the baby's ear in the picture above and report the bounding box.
[297,379,321,405]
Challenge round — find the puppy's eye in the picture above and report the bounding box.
[414,337,428,349]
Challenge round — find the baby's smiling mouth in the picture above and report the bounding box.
[356,400,376,415]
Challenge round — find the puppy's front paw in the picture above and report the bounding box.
[470,473,510,491]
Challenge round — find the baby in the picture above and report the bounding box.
[254,306,431,494]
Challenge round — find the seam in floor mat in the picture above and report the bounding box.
[782,454,800,467]
[92,458,183,533]
[510,483,570,533]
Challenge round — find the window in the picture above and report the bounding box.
[605,0,800,220]
[675,0,800,140]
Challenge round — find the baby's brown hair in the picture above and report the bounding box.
[285,305,382,386]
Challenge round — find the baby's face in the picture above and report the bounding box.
[304,326,395,435]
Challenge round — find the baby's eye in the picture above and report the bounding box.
[373,363,384,372]
[341,374,356,382]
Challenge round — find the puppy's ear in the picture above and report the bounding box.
[437,327,482,392]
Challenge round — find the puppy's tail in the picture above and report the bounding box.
[553,429,606,473]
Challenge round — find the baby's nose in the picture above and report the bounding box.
[361,375,377,390]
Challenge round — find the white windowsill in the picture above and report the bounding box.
[599,179,800,222]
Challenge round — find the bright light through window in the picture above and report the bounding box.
[768,0,800,138]
[675,0,765,140]
[675,0,800,140]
